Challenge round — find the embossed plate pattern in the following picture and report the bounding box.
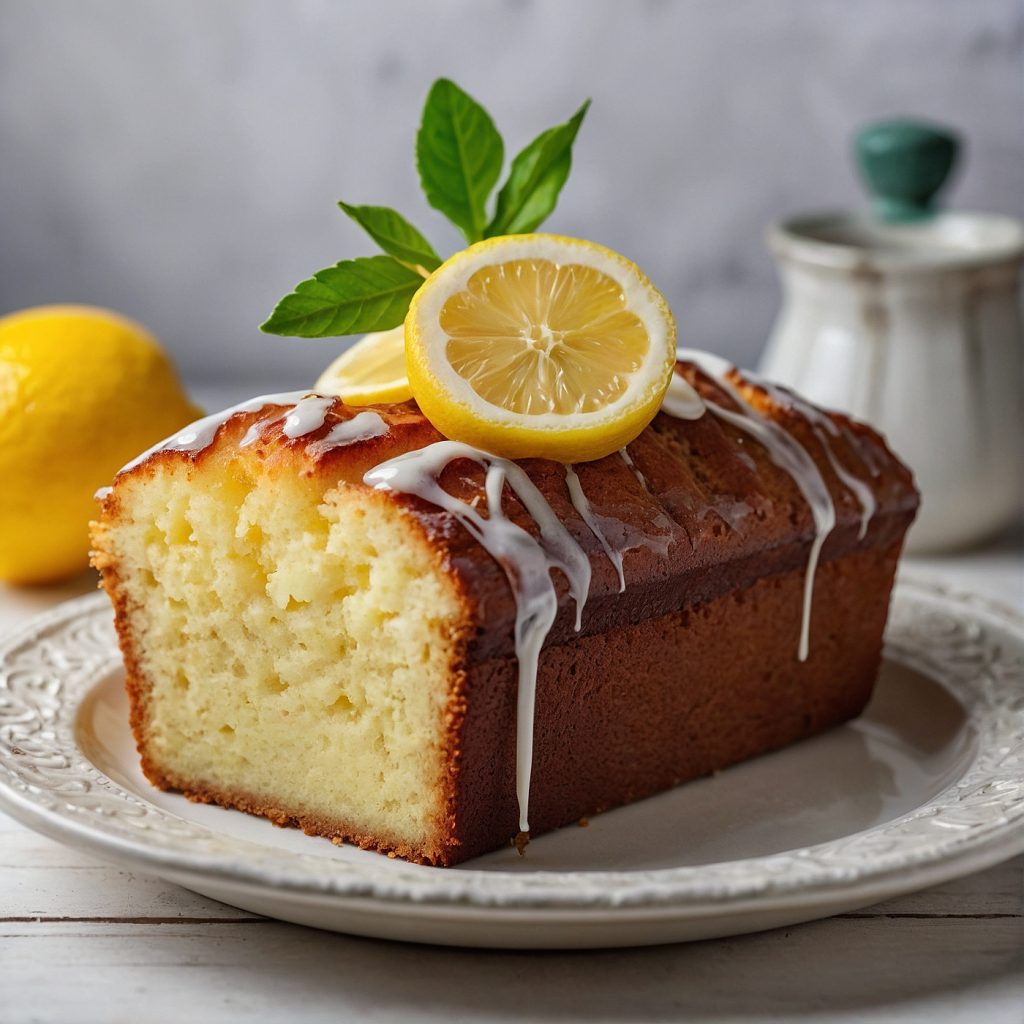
[1,578,1023,947]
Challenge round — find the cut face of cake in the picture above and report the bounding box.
[93,402,474,863]
[91,358,918,866]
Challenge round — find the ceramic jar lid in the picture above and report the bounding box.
[768,119,1024,275]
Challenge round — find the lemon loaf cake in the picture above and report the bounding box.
[91,356,918,866]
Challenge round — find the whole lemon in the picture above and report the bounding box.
[0,305,202,584]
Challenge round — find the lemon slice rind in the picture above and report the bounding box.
[314,326,413,406]
[405,234,676,462]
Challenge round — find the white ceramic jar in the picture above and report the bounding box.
[761,208,1024,553]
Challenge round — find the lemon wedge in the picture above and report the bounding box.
[405,234,676,462]
[315,326,413,405]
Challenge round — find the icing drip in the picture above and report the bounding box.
[565,463,676,593]
[814,429,876,540]
[307,411,389,456]
[283,395,336,439]
[364,441,591,835]
[757,382,877,541]
[618,446,648,489]
[110,392,388,491]
[239,416,277,448]
[116,391,312,476]
[612,447,677,563]
[101,392,388,501]
[847,428,886,479]
[241,394,337,448]
[565,466,626,593]
[660,372,706,420]
[681,350,836,661]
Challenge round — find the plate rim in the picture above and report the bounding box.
[1,576,1023,916]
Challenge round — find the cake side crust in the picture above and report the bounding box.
[445,542,903,863]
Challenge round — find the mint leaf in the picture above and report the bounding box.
[338,202,441,272]
[416,79,504,244]
[487,100,589,237]
[260,255,422,338]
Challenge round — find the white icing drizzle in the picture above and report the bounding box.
[680,349,836,662]
[108,392,389,493]
[364,441,591,835]
[660,372,706,420]
[239,416,276,448]
[565,466,626,593]
[240,394,345,450]
[848,427,886,479]
[283,395,336,439]
[618,446,648,489]
[307,410,389,456]
[814,429,876,540]
[116,391,312,476]
[565,463,677,593]
[755,381,877,541]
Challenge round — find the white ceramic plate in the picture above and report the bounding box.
[1,578,1023,949]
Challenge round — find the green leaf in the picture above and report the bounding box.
[337,202,441,272]
[487,100,590,237]
[416,78,504,244]
[260,255,422,338]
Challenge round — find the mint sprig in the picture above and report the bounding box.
[261,256,423,338]
[337,203,441,272]
[261,79,589,339]
[416,78,504,244]
[488,100,590,236]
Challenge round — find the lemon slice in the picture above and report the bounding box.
[315,326,413,405]
[405,234,676,462]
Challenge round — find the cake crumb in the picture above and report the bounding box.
[387,851,397,859]
[577,818,590,828]
[513,830,530,856]
[330,836,343,846]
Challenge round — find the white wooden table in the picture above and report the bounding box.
[2,533,1022,1024]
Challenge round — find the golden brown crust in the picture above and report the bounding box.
[96,364,917,655]
[148,767,456,866]
[90,509,155,782]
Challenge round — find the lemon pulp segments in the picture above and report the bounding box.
[405,234,676,462]
[441,260,649,416]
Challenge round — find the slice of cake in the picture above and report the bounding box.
[90,357,918,866]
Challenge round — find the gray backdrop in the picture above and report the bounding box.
[2,0,1021,393]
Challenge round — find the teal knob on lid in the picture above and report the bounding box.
[854,119,960,223]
